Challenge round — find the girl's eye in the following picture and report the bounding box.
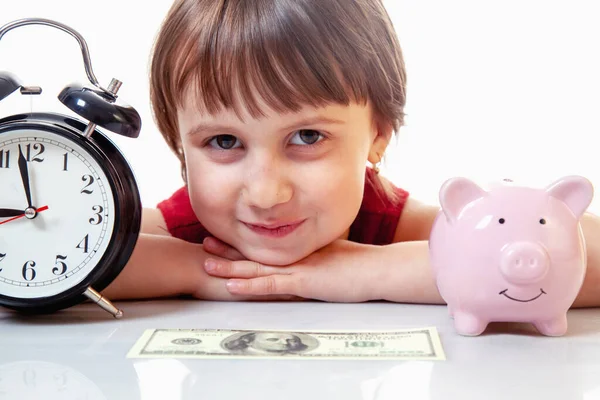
[289,129,324,146]
[209,135,241,150]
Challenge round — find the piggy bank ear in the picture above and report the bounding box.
[545,176,594,218]
[439,177,487,223]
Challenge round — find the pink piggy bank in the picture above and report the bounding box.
[429,176,594,336]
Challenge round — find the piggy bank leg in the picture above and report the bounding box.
[533,314,568,336]
[453,311,488,336]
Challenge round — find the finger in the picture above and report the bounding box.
[203,237,246,261]
[196,287,300,302]
[204,259,289,278]
[226,275,297,296]
[232,294,304,302]
[192,275,299,302]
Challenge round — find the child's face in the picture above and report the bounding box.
[177,95,381,266]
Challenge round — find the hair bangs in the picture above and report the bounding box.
[174,0,371,120]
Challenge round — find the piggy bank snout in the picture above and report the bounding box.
[500,242,549,284]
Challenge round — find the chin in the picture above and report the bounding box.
[243,247,309,266]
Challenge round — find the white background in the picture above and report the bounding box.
[1,1,599,213]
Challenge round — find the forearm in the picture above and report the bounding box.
[370,212,600,307]
[100,233,203,300]
[371,240,445,304]
[573,212,600,308]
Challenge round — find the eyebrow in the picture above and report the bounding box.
[280,116,346,132]
[185,123,243,138]
[185,116,346,137]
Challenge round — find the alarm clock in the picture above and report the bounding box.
[0,18,142,318]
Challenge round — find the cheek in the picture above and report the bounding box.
[185,157,238,216]
[306,159,365,220]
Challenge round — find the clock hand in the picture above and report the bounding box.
[17,144,33,209]
[0,205,48,225]
[0,208,25,217]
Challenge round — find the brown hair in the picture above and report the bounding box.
[149,0,407,199]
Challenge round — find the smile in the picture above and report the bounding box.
[499,288,546,303]
[243,219,306,238]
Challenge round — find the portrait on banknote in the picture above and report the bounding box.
[221,331,320,355]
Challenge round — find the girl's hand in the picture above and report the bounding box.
[202,239,383,302]
[203,237,247,261]
[104,234,296,302]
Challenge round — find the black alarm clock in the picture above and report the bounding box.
[0,18,142,318]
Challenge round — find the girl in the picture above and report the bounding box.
[103,0,600,308]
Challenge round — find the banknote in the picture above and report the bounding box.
[126,327,445,360]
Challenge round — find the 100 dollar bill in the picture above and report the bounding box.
[127,327,445,360]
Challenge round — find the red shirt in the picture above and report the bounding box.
[157,167,409,246]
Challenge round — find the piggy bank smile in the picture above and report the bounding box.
[499,288,546,303]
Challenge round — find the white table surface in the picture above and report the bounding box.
[1,299,600,400]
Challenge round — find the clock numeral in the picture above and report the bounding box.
[76,234,89,253]
[22,260,36,281]
[89,205,104,225]
[53,254,68,275]
[0,252,5,272]
[0,149,9,168]
[63,152,68,171]
[24,143,45,162]
[81,174,94,194]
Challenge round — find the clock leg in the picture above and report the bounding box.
[83,287,124,318]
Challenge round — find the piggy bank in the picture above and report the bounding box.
[429,176,594,336]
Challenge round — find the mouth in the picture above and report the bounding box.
[499,288,546,303]
[243,219,306,238]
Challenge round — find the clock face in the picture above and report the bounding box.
[0,128,116,298]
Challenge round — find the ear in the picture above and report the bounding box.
[545,175,594,219]
[439,177,487,223]
[367,122,392,165]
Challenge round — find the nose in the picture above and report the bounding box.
[242,163,293,209]
[500,242,550,285]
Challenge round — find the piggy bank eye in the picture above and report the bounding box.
[498,218,505,224]
[539,218,546,225]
